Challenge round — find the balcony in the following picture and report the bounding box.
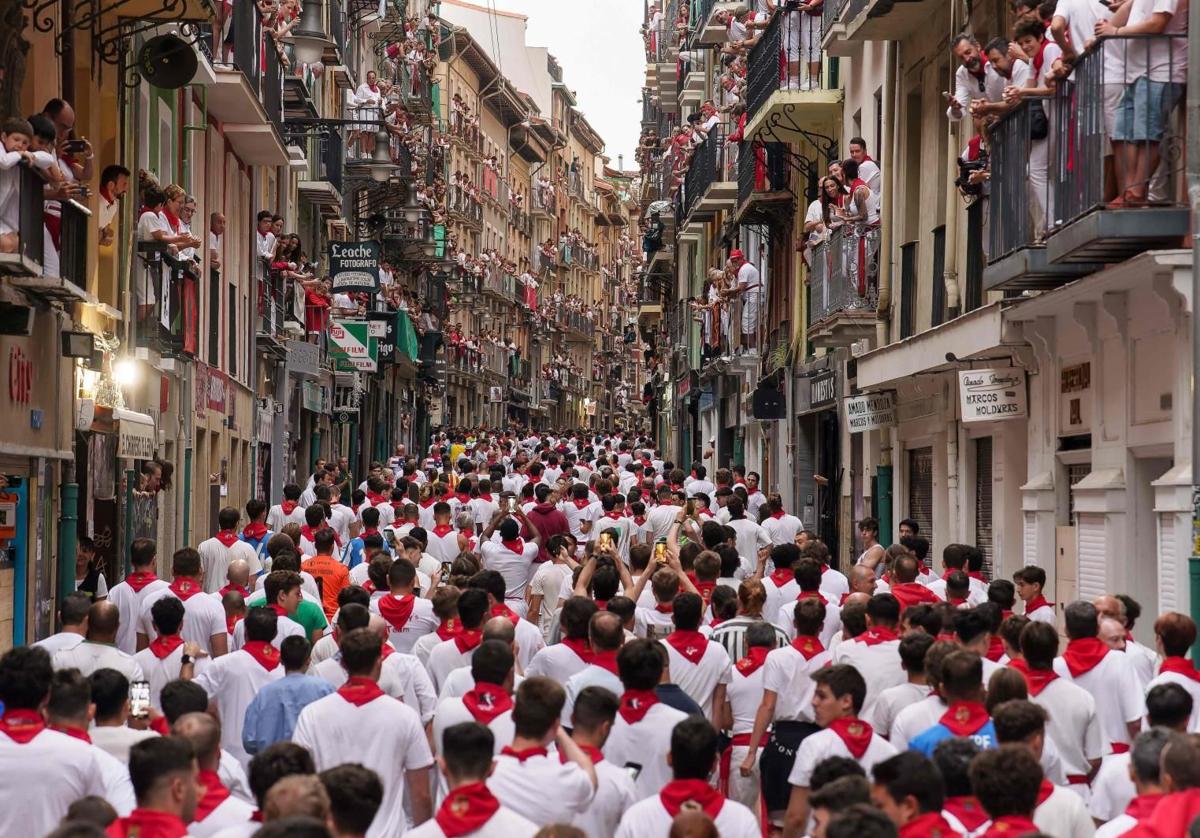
[834,0,941,45]
[448,344,484,379]
[481,343,508,378]
[679,125,737,228]
[692,0,743,45]
[481,269,517,302]
[555,308,595,341]
[0,165,44,277]
[135,243,199,359]
[540,378,560,404]
[256,258,287,354]
[531,188,556,217]
[807,224,880,347]
[1,175,92,303]
[298,130,344,217]
[207,2,288,165]
[743,8,842,141]
[449,112,483,157]
[1042,35,1190,265]
[735,140,791,222]
[448,185,483,228]
[983,99,1101,291]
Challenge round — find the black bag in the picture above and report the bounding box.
[760,720,821,813]
[1030,101,1048,140]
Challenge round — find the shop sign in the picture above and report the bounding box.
[845,392,895,433]
[286,339,320,379]
[207,368,227,412]
[0,492,16,541]
[328,240,381,293]
[958,367,1027,423]
[301,380,327,413]
[328,320,378,373]
[368,311,399,364]
[194,363,208,417]
[116,411,156,460]
[809,369,837,409]
[1061,362,1090,393]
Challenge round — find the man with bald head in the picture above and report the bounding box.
[1095,593,1155,686]
[174,711,255,832]
[52,601,144,682]
[847,566,879,601]
[561,610,627,726]
[217,559,252,599]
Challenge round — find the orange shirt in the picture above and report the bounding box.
[302,554,350,618]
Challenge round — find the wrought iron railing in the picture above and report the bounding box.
[808,224,880,325]
[681,124,731,220]
[5,165,44,270]
[59,199,90,287]
[987,98,1041,261]
[747,8,828,120]
[135,243,199,357]
[737,140,789,204]
[257,257,286,339]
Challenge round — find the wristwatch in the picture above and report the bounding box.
[181,653,192,665]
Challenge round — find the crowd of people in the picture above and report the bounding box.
[9,429,1200,838]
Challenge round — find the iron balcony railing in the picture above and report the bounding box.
[5,165,44,271]
[257,257,286,340]
[532,188,556,215]
[135,242,199,358]
[737,140,789,204]
[448,185,483,225]
[747,7,829,120]
[59,198,90,288]
[808,224,880,325]
[481,269,517,301]
[681,124,732,221]
[987,97,1044,261]
[644,0,677,62]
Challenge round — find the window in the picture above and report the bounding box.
[228,283,238,380]
[899,241,917,339]
[931,225,946,327]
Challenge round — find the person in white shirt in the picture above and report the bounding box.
[372,557,440,655]
[407,721,538,838]
[432,640,517,758]
[107,537,171,653]
[1095,593,1158,688]
[1094,728,1172,838]
[565,685,638,837]
[138,548,230,661]
[724,497,771,567]
[132,595,194,711]
[925,543,988,604]
[685,465,716,499]
[720,621,776,812]
[485,676,598,826]
[199,508,263,594]
[775,559,842,647]
[230,571,308,652]
[0,646,108,837]
[87,668,160,764]
[426,589,490,693]
[470,572,546,673]
[659,590,732,720]
[293,626,435,837]
[833,593,906,718]
[266,485,306,533]
[865,631,935,739]
[1145,612,1200,730]
[615,715,760,838]
[603,638,690,801]
[561,611,626,727]
[525,596,597,684]
[992,699,1095,837]
[783,663,899,835]
[174,711,255,836]
[35,591,91,656]
[1014,565,1056,625]
[528,534,577,641]
[479,513,542,617]
[52,600,145,683]
[644,486,681,543]
[190,606,287,769]
[761,497,804,547]
[1053,600,1144,754]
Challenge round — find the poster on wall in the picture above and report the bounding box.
[958,368,1027,423]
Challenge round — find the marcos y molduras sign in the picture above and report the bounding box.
[958,367,1027,423]
[845,392,894,433]
[328,240,381,293]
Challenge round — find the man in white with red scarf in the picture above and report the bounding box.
[372,557,439,655]
[106,537,169,654]
[426,589,490,693]
[615,715,760,837]
[659,591,731,720]
[567,685,637,837]
[1144,612,1200,730]
[293,627,434,837]
[761,496,803,546]
[524,596,597,684]
[137,547,229,660]
[479,514,542,619]
[433,640,516,756]
[832,593,906,718]
[407,721,537,838]
[174,712,255,835]
[198,507,263,594]
[721,621,776,812]
[783,663,898,836]
[468,572,545,673]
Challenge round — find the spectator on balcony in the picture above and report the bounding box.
[847,138,880,196]
[96,164,129,247]
[1003,18,1063,232]
[946,34,1015,122]
[176,195,201,266]
[355,71,384,157]
[1096,0,1188,206]
[209,212,225,271]
[728,249,762,351]
[974,38,1031,121]
[0,118,36,255]
[256,210,276,260]
[302,278,331,339]
[784,0,825,91]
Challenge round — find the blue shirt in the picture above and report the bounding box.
[908,719,998,757]
[656,683,703,717]
[241,673,335,755]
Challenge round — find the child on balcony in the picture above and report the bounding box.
[0,118,36,254]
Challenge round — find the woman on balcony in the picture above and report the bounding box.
[302,277,331,341]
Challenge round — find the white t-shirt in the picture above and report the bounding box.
[370,594,440,655]
[865,681,932,739]
[486,750,595,826]
[89,725,159,764]
[33,631,85,657]
[761,513,803,546]
[406,804,538,838]
[293,690,434,838]
[480,539,539,612]
[1145,669,1200,731]
[132,643,185,712]
[107,576,171,653]
[1034,677,1106,779]
[431,695,515,756]
[788,725,898,787]
[1034,782,1095,838]
[726,518,770,565]
[660,635,732,717]
[0,726,106,837]
[562,664,625,727]
[230,612,306,651]
[52,641,144,683]
[193,649,285,768]
[604,701,689,800]
[525,642,593,684]
[614,791,760,838]
[1088,752,1134,821]
[139,587,228,654]
[764,641,831,722]
[529,563,571,639]
[576,757,639,838]
[1053,649,1144,751]
[426,636,476,693]
[833,634,906,718]
[726,659,767,735]
[775,596,841,647]
[889,694,947,751]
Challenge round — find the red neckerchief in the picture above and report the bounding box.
[241,640,281,671]
[501,538,525,555]
[986,635,1006,662]
[169,577,203,601]
[664,630,708,665]
[161,206,181,233]
[654,602,674,614]
[561,743,604,764]
[695,580,716,606]
[100,184,115,205]
[746,487,760,496]
[362,528,380,537]
[225,613,242,635]
[362,580,376,594]
[454,628,483,654]
[791,634,826,660]
[501,745,548,762]
[125,570,159,593]
[379,641,395,661]
[591,650,619,674]
[1008,658,1058,696]
[603,510,622,520]
[939,701,991,736]
[490,603,520,626]
[1035,777,1056,807]
[436,618,459,641]
[49,723,91,743]
[390,500,406,511]
[1062,637,1109,677]
[214,530,240,548]
[890,582,941,610]
[900,811,958,838]
[241,522,269,541]
[966,55,989,82]
[435,782,500,838]
[106,809,190,838]
[561,636,592,663]
[967,571,985,581]
[634,515,646,526]
[268,604,290,621]
[194,768,231,822]
[944,796,989,832]
[660,779,725,819]
[420,497,437,509]
[1160,657,1200,682]
[432,523,455,538]
[1126,788,1200,838]
[462,683,512,724]
[736,646,770,677]
[456,493,471,504]
[571,498,591,510]
[367,492,388,505]
[280,500,299,515]
[856,625,899,646]
[149,633,184,660]
[827,716,874,759]
[1031,38,1050,76]
[150,716,170,736]
[477,493,493,502]
[770,510,786,520]
[337,676,385,706]
[769,567,793,587]
[378,594,416,631]
[949,596,968,607]
[618,688,660,723]
[1125,792,1166,819]
[1025,594,1053,614]
[797,589,828,605]
[941,568,963,581]
[219,582,250,598]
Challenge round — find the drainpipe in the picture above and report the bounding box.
[1186,0,1200,660]
[58,473,78,604]
[942,5,963,319]
[875,41,896,350]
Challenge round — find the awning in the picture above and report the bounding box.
[856,302,1019,390]
[115,409,157,460]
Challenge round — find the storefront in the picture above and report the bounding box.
[794,359,841,557]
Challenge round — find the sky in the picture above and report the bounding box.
[480,0,645,171]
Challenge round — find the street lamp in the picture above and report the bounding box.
[368,126,398,182]
[288,0,335,66]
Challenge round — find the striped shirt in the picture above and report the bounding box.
[709,616,790,663]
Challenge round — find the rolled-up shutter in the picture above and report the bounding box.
[974,437,993,580]
[1075,513,1107,601]
[908,447,934,554]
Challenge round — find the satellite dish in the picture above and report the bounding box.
[138,34,198,90]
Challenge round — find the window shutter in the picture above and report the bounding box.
[1075,513,1107,601]
[974,437,994,580]
[1158,515,1177,612]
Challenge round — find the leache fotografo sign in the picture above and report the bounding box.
[328,241,381,293]
[958,367,1027,423]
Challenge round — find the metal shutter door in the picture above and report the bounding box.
[1076,513,1108,601]
[974,437,994,580]
[908,447,934,554]
[1024,511,1038,563]
[1158,515,1177,612]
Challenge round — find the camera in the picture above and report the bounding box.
[954,152,989,197]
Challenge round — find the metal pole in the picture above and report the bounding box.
[1188,0,1200,661]
[57,481,78,604]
